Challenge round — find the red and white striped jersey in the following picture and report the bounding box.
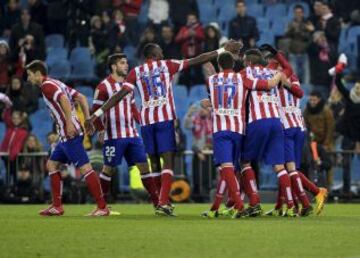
[277,75,306,130]
[40,77,83,141]
[123,59,189,126]
[92,75,139,140]
[207,70,270,134]
[245,66,281,124]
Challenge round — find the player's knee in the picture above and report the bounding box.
[285,162,296,171]
[79,163,93,174]
[274,164,285,172]
[102,166,114,176]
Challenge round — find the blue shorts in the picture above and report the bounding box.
[103,137,147,167]
[284,127,305,169]
[140,120,176,155]
[213,131,243,167]
[242,118,285,165]
[50,136,89,168]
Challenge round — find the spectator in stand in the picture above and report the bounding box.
[334,71,360,153]
[136,26,158,58]
[307,31,337,99]
[9,9,45,62]
[328,87,345,140]
[304,90,335,151]
[66,0,95,49]
[0,97,30,184]
[13,34,45,66]
[303,90,335,187]
[46,0,67,35]
[315,2,341,51]
[184,103,213,200]
[3,0,21,38]
[20,134,44,186]
[203,22,228,71]
[309,1,323,26]
[7,75,39,114]
[228,0,259,51]
[89,15,112,78]
[112,9,127,48]
[175,12,205,86]
[159,24,181,59]
[148,0,169,34]
[0,41,12,93]
[286,4,314,84]
[118,0,142,45]
[28,0,47,30]
[168,0,198,34]
[1,165,41,204]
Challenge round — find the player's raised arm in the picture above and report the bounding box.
[242,70,283,91]
[186,39,243,67]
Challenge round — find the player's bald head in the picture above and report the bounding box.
[143,43,163,60]
[218,51,234,70]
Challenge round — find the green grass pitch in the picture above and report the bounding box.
[0,204,359,258]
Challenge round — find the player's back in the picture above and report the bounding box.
[207,71,248,134]
[124,59,188,126]
[41,77,82,140]
[245,65,280,123]
[277,74,305,130]
[94,76,138,140]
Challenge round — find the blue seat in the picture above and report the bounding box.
[71,61,96,80]
[257,17,270,33]
[29,110,53,147]
[347,26,360,45]
[48,60,71,79]
[123,45,136,60]
[338,27,348,53]
[45,34,64,49]
[46,47,68,66]
[75,85,94,98]
[271,18,288,36]
[189,85,208,100]
[259,164,277,190]
[218,4,236,25]
[0,122,5,141]
[138,1,149,25]
[118,161,130,192]
[266,4,286,19]
[257,31,274,46]
[288,2,310,18]
[69,47,92,64]
[247,4,264,17]
[200,4,218,25]
[173,85,188,98]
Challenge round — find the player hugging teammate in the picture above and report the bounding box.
[200,44,327,218]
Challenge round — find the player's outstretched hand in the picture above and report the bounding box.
[224,39,243,55]
[259,44,278,55]
[97,131,105,144]
[84,118,95,136]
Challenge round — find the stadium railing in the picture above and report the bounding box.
[0,150,359,202]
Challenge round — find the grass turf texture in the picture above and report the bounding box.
[0,204,359,258]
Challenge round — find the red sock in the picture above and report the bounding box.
[49,170,62,207]
[299,171,320,195]
[141,173,159,206]
[152,172,162,194]
[275,189,285,210]
[241,166,260,206]
[289,171,310,208]
[158,169,173,206]
[99,172,111,200]
[277,170,294,209]
[221,166,243,210]
[84,170,107,209]
[211,179,226,211]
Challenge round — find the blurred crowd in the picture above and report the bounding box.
[0,0,360,201]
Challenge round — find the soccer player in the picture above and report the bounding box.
[25,60,109,216]
[85,40,242,216]
[200,52,283,218]
[260,44,328,215]
[240,49,297,216]
[91,53,159,208]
